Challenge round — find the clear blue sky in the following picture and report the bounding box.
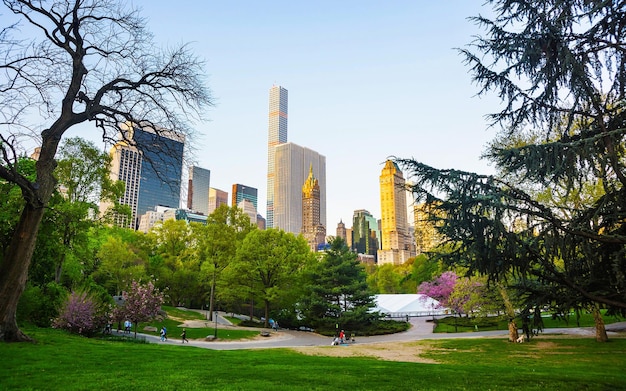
[82,1,501,229]
[131,0,501,229]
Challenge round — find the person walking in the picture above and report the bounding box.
[160,326,166,342]
[181,328,188,343]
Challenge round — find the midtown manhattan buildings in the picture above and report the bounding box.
[266,85,288,229]
[301,164,326,251]
[352,209,380,259]
[232,184,258,211]
[378,160,416,265]
[273,142,326,235]
[187,166,211,215]
[102,123,184,229]
[208,187,228,214]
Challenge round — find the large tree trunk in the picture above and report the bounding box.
[0,204,46,342]
[508,319,519,342]
[592,305,608,342]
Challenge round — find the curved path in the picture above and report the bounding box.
[141,314,626,351]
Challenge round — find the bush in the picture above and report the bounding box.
[52,290,106,336]
[17,282,67,327]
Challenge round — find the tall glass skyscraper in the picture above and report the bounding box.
[133,125,185,226]
[188,166,211,215]
[266,85,288,228]
[232,184,258,211]
[103,123,185,229]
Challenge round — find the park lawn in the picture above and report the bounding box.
[434,312,624,333]
[132,306,260,341]
[1,327,625,390]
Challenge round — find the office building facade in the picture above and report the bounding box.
[301,165,326,251]
[273,142,326,235]
[103,123,184,229]
[378,160,416,265]
[232,184,258,211]
[351,209,380,259]
[188,166,211,215]
[266,85,288,228]
[208,187,228,214]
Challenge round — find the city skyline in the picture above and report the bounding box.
[68,1,499,230]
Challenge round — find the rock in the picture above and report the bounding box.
[143,326,157,332]
[205,335,217,341]
[260,331,271,337]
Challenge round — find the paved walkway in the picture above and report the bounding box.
[140,315,626,351]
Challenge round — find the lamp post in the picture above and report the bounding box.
[214,310,218,338]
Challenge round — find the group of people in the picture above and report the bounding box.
[159,326,189,343]
[331,330,350,346]
[123,320,132,334]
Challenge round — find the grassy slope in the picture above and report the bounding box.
[1,327,624,391]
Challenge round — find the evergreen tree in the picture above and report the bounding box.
[300,237,379,332]
[396,0,626,342]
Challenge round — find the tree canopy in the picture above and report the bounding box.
[0,0,211,341]
[396,0,626,341]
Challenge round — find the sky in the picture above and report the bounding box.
[84,1,501,229]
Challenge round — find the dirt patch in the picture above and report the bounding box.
[290,341,439,364]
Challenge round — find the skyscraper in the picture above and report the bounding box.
[188,166,211,215]
[102,123,184,229]
[378,160,416,265]
[208,187,228,214]
[336,220,347,243]
[232,184,258,211]
[132,125,185,224]
[351,209,380,258]
[273,142,326,235]
[301,164,326,251]
[101,139,142,228]
[266,85,288,228]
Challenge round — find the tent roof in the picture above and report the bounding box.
[373,294,444,315]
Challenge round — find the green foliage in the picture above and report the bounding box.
[0,157,35,259]
[16,282,67,327]
[396,0,626,320]
[226,229,313,327]
[299,237,380,332]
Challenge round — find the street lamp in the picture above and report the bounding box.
[214,310,218,338]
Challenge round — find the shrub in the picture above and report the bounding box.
[17,282,67,327]
[53,290,104,336]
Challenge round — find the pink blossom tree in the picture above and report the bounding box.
[113,281,164,338]
[418,271,458,310]
[53,291,104,336]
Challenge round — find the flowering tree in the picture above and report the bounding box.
[448,275,489,317]
[53,291,106,336]
[418,271,458,310]
[113,281,164,338]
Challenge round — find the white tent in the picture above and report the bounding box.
[373,294,448,318]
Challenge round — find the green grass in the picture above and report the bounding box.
[122,306,260,341]
[434,312,624,333]
[1,327,624,390]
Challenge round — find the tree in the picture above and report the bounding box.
[0,0,211,341]
[112,280,164,338]
[49,137,126,283]
[396,0,626,342]
[418,271,458,310]
[226,229,313,328]
[149,219,197,306]
[195,205,255,320]
[300,237,379,332]
[93,235,147,296]
[52,290,107,336]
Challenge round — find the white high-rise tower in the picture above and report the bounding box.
[266,85,288,228]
